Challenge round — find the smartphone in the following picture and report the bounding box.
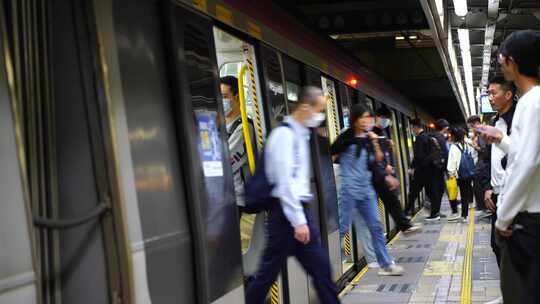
[475,125,500,137]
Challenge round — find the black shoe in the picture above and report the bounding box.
[425,215,441,222]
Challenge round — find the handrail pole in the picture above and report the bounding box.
[238,64,256,174]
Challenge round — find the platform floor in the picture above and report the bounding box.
[340,201,501,304]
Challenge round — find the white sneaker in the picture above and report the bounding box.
[403,225,422,234]
[448,213,461,221]
[378,264,404,276]
[484,296,503,304]
[367,262,380,269]
[425,215,440,222]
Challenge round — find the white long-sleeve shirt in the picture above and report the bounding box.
[491,118,509,194]
[447,142,477,178]
[495,85,540,230]
[265,116,312,227]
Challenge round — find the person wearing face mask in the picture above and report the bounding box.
[220,76,257,209]
[373,107,421,235]
[331,104,405,276]
[245,86,339,304]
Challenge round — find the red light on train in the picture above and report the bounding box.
[348,78,358,86]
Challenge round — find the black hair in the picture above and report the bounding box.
[488,75,515,95]
[499,30,540,78]
[410,118,423,128]
[466,115,481,125]
[375,106,392,118]
[350,103,374,128]
[449,126,465,143]
[220,76,239,96]
[435,118,449,131]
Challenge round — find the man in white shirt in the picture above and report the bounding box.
[476,76,517,304]
[480,30,540,304]
[245,87,339,304]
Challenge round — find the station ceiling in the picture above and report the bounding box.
[273,0,466,123]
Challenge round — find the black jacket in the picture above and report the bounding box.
[475,102,517,192]
[411,131,431,169]
[330,128,386,183]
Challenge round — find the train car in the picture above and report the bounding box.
[0,0,429,303]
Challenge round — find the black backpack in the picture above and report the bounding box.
[427,135,445,169]
[243,122,298,214]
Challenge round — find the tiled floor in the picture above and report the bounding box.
[341,201,501,304]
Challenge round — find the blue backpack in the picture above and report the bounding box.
[243,123,298,214]
[456,144,475,180]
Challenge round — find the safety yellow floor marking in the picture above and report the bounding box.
[422,261,464,276]
[460,209,476,304]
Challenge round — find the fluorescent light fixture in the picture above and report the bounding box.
[395,36,405,40]
[458,29,475,116]
[409,35,418,40]
[488,0,500,20]
[480,23,496,89]
[448,29,470,116]
[453,0,468,16]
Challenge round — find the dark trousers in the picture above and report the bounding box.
[245,205,339,304]
[505,212,540,304]
[473,179,485,210]
[374,180,412,231]
[406,168,445,217]
[449,179,473,218]
[490,195,501,267]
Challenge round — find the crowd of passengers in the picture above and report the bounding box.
[219,30,540,304]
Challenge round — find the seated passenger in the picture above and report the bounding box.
[331,103,404,276]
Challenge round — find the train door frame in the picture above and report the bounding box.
[318,74,342,283]
[164,3,245,303]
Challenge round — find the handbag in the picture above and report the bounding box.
[446,177,458,201]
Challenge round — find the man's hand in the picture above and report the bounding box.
[385,175,400,191]
[385,165,394,175]
[478,125,503,144]
[497,227,513,238]
[484,190,496,212]
[294,224,310,244]
[408,168,415,176]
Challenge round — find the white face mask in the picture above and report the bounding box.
[305,112,326,128]
[223,98,232,116]
[366,120,375,131]
[380,118,391,128]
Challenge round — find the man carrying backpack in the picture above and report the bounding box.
[406,118,447,221]
[244,86,339,304]
[447,127,478,222]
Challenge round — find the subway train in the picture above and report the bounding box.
[0,0,431,303]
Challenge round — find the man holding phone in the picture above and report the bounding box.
[475,76,516,304]
[478,30,540,304]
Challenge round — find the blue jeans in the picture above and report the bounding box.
[339,186,393,267]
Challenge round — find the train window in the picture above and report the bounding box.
[259,45,287,127]
[213,27,269,278]
[282,56,302,110]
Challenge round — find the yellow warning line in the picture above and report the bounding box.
[460,209,476,304]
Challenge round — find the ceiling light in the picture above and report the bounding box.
[488,0,500,20]
[409,35,418,40]
[395,36,405,40]
[458,29,475,115]
[453,0,468,16]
